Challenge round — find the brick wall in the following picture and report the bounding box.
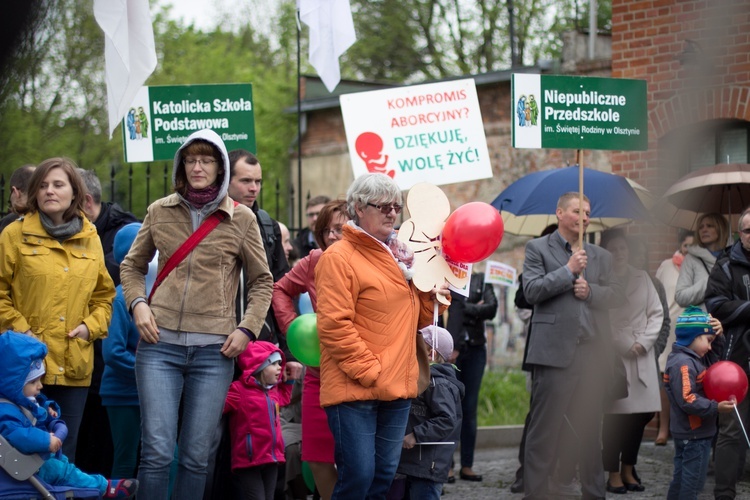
[302,108,348,157]
[611,0,750,266]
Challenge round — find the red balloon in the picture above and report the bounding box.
[441,202,504,263]
[704,361,749,404]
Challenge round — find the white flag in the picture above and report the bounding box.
[299,0,356,93]
[94,0,157,138]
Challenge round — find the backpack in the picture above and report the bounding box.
[256,208,277,266]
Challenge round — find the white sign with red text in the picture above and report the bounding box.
[446,259,472,297]
[484,260,517,287]
[340,79,493,190]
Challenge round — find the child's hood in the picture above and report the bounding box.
[431,362,465,400]
[0,332,47,408]
[237,340,286,377]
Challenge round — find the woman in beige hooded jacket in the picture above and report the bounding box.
[120,129,272,499]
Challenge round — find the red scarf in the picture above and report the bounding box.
[185,184,220,209]
[672,250,685,269]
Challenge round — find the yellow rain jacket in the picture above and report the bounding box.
[0,211,115,386]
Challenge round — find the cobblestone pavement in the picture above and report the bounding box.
[443,441,750,499]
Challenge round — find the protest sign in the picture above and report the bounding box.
[446,259,472,297]
[340,79,493,190]
[484,260,517,287]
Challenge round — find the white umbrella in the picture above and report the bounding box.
[657,163,750,230]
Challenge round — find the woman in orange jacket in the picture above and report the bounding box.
[314,173,449,499]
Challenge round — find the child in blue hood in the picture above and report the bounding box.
[0,331,138,498]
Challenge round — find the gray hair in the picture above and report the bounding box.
[77,168,103,204]
[346,173,402,223]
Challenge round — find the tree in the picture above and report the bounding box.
[0,0,119,174]
[0,0,613,217]
[345,0,427,82]
[341,0,607,82]
[150,12,298,217]
[0,0,298,220]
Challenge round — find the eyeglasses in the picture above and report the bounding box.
[184,158,217,167]
[367,202,403,215]
[327,226,343,236]
[740,228,750,235]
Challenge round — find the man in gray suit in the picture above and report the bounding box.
[522,192,622,500]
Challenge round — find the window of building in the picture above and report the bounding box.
[660,120,750,178]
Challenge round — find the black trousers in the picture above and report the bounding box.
[601,412,655,471]
[235,463,278,500]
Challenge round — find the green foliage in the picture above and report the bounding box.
[346,0,426,82]
[477,368,529,426]
[343,0,610,81]
[577,0,613,32]
[0,0,613,218]
[0,1,297,220]
[0,0,121,177]
[148,18,297,219]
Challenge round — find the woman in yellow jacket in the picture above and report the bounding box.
[315,173,450,499]
[0,158,115,461]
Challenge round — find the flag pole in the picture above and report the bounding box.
[577,149,584,250]
[296,9,303,235]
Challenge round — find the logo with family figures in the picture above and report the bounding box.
[516,94,539,127]
[126,106,150,141]
[355,131,394,178]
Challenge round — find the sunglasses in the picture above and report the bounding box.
[367,202,403,215]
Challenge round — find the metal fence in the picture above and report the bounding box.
[0,165,305,231]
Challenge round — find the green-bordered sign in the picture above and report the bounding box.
[122,83,255,162]
[511,74,647,151]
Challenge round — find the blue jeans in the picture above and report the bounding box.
[455,344,486,468]
[405,476,442,500]
[135,341,233,500]
[667,437,712,500]
[325,399,411,500]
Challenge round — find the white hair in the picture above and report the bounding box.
[346,173,402,223]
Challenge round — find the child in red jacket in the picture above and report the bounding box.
[224,341,300,500]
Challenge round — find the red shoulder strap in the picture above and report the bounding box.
[148,210,228,304]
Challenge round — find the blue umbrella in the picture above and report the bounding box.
[491,166,651,236]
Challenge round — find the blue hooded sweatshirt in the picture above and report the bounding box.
[100,222,143,407]
[0,332,67,457]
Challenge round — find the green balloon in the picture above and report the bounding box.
[287,313,320,367]
[302,460,315,493]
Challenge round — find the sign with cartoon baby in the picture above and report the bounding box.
[340,79,493,190]
[122,83,255,163]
